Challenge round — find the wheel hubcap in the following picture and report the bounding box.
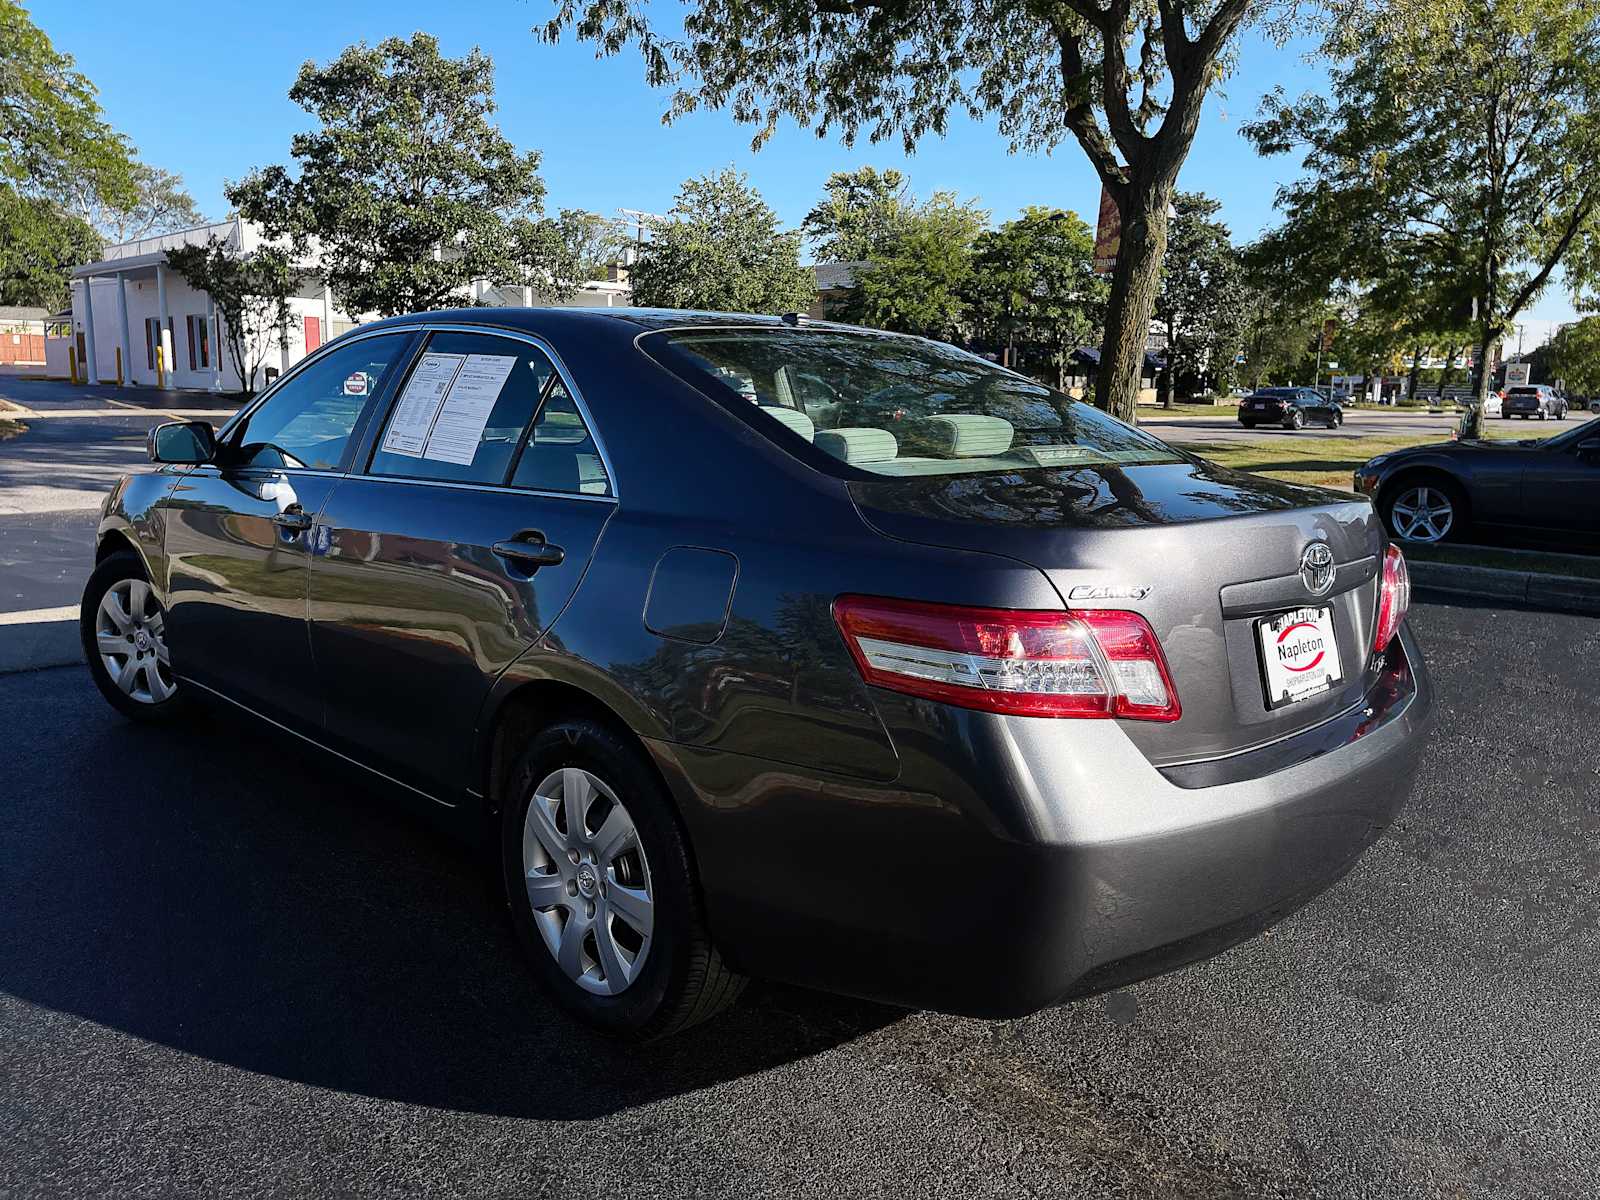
[521,766,653,996]
[95,578,175,704]
[1391,487,1454,543]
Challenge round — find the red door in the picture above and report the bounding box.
[304,315,323,353]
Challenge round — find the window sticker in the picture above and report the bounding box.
[421,354,519,466]
[343,372,369,396]
[380,352,465,457]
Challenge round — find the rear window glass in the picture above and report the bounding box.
[1508,387,1540,396]
[646,328,1182,477]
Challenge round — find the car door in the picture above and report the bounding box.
[161,331,417,729]
[1519,429,1600,535]
[308,327,615,799]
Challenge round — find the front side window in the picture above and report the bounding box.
[647,328,1181,478]
[226,333,410,470]
[369,331,556,485]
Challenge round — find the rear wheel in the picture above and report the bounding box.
[1286,410,1305,431]
[80,552,187,722]
[500,717,745,1038]
[1384,478,1465,544]
[1239,420,1256,430]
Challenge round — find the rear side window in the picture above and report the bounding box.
[646,328,1181,478]
[369,331,556,485]
[510,380,611,495]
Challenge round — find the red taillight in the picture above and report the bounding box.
[1372,543,1411,652]
[831,596,1181,722]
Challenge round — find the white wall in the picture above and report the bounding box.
[71,272,344,392]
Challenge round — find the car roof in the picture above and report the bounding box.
[352,306,881,340]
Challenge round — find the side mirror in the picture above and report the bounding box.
[148,420,216,465]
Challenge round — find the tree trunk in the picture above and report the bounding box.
[1463,326,1496,440]
[1406,344,1422,402]
[1095,190,1171,423]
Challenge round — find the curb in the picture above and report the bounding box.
[1409,561,1600,616]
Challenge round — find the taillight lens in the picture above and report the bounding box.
[1372,543,1411,652]
[832,596,1181,722]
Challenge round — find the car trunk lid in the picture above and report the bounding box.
[847,459,1387,766]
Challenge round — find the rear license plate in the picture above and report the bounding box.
[1258,606,1343,709]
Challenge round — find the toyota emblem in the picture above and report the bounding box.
[1300,541,1336,596]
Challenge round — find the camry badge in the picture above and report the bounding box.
[1300,542,1336,596]
[1068,584,1152,601]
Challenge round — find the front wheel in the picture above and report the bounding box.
[1384,479,1465,544]
[80,551,187,721]
[500,718,745,1038]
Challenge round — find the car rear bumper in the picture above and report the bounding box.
[647,626,1434,1017]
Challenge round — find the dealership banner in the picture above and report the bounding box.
[1093,187,1120,275]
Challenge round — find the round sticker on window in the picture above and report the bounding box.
[344,372,369,396]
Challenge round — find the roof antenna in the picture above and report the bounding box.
[779,311,809,326]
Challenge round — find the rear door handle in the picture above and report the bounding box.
[492,537,565,568]
[272,505,313,531]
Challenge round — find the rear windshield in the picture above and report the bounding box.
[645,327,1183,477]
[1508,387,1541,396]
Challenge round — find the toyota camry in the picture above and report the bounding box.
[82,308,1434,1037]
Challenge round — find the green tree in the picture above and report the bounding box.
[166,238,300,396]
[964,206,1104,387]
[544,0,1280,423]
[0,185,100,309]
[1153,193,1247,403]
[1247,0,1600,436]
[75,162,204,244]
[513,209,628,302]
[0,0,133,206]
[802,166,911,262]
[630,168,815,312]
[857,194,985,341]
[229,33,548,318]
[1545,316,1600,394]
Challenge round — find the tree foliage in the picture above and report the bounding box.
[166,238,300,396]
[543,0,1275,421]
[230,33,549,318]
[0,184,100,309]
[1248,0,1600,433]
[75,162,204,245]
[514,208,629,302]
[0,0,133,207]
[963,206,1104,386]
[856,194,985,341]
[1153,192,1247,401]
[802,166,911,262]
[1545,316,1600,394]
[628,167,815,313]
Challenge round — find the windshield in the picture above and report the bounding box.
[645,327,1183,478]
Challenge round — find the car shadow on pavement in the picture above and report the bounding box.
[0,669,902,1119]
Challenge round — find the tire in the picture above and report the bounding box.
[1383,477,1467,545]
[1557,406,1567,420]
[500,717,745,1038]
[1239,420,1256,430]
[1287,411,1305,431]
[80,551,188,722]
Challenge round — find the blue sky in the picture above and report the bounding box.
[36,0,1577,343]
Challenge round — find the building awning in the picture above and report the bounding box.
[70,251,169,278]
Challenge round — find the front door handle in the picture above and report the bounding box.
[272,504,313,531]
[492,537,565,568]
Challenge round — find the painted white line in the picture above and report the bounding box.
[0,606,79,626]
[2,409,236,419]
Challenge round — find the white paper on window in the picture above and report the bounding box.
[380,352,465,457]
[422,354,519,465]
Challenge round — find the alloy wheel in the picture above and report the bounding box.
[1390,486,1455,543]
[94,578,176,704]
[521,767,654,996]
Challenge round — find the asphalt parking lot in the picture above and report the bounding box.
[2,596,1597,1198]
[1142,405,1600,447]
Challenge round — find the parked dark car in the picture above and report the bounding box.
[1503,384,1567,420]
[1354,420,1600,546]
[83,309,1433,1038]
[1239,387,1344,430]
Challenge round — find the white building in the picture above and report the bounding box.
[67,218,353,392]
[66,218,635,391]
